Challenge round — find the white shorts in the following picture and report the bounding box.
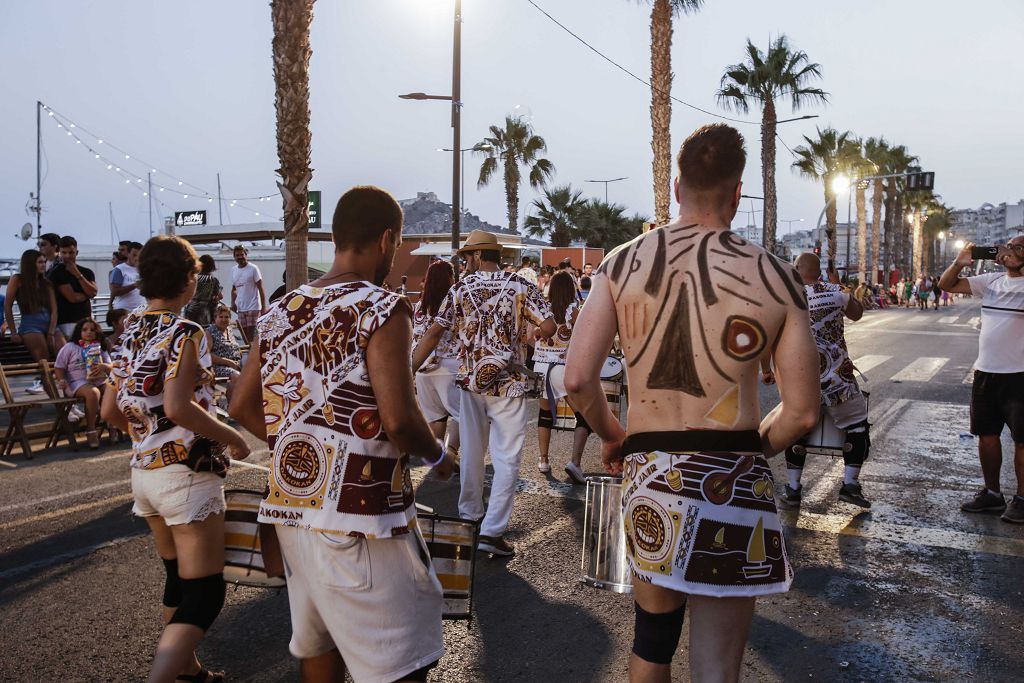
[131,466,226,526]
[415,357,460,423]
[532,361,567,401]
[275,525,444,683]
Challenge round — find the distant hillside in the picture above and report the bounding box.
[399,192,517,236]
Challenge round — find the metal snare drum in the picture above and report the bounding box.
[223,489,286,589]
[418,512,479,621]
[581,476,632,593]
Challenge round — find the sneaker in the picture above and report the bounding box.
[564,461,586,485]
[478,535,515,557]
[777,484,802,509]
[537,459,551,474]
[961,488,1007,514]
[25,379,45,394]
[1000,496,1024,524]
[67,406,85,423]
[838,483,872,509]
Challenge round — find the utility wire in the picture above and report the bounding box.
[524,0,754,125]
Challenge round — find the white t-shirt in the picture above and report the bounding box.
[969,272,1024,373]
[110,263,145,311]
[231,263,263,313]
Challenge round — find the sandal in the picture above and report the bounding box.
[176,669,225,683]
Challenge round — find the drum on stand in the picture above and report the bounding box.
[581,476,632,593]
[418,512,479,622]
[223,489,286,588]
[600,356,625,423]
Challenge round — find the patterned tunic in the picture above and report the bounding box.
[805,281,859,406]
[109,311,216,470]
[435,271,552,398]
[412,304,458,362]
[256,281,416,538]
[532,300,580,365]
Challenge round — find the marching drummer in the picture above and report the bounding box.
[230,186,453,683]
[565,124,819,682]
[771,253,872,509]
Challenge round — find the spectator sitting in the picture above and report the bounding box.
[54,317,111,449]
[206,304,242,383]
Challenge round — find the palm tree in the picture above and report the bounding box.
[523,185,586,247]
[863,137,890,283]
[577,200,648,251]
[475,116,555,233]
[924,201,953,273]
[881,145,916,277]
[640,0,705,224]
[271,0,315,291]
[846,141,874,284]
[791,127,856,262]
[716,35,827,255]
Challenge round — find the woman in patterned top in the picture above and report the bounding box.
[183,254,221,326]
[205,304,242,379]
[532,271,581,475]
[101,236,249,683]
[412,260,462,459]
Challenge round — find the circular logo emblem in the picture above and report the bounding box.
[630,500,667,555]
[276,434,327,497]
[350,408,382,440]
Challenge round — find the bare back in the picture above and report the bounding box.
[598,222,808,434]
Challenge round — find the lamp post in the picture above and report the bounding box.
[399,0,462,274]
[584,177,628,204]
[438,144,491,216]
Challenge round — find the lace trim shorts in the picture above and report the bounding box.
[131,465,226,526]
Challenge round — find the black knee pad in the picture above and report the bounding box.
[161,558,181,608]
[632,601,686,665]
[785,443,807,470]
[538,408,553,429]
[573,411,592,434]
[168,573,225,631]
[844,420,870,466]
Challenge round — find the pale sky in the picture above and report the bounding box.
[2,0,1022,256]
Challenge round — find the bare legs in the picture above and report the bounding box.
[631,582,755,683]
[145,514,225,683]
[20,331,51,362]
[982,436,1024,496]
[74,384,101,431]
[301,649,345,683]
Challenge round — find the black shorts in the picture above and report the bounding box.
[970,371,1024,443]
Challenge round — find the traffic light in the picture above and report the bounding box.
[905,171,935,192]
[813,241,822,256]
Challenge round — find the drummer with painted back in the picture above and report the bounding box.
[565,124,819,683]
[230,186,452,683]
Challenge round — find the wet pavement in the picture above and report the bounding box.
[1,299,1022,681]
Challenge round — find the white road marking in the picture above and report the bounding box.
[0,459,17,469]
[85,452,129,464]
[939,316,957,324]
[854,328,976,338]
[890,357,948,382]
[852,355,891,374]
[969,316,980,328]
[0,479,130,515]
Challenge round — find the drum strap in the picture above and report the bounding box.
[623,430,761,455]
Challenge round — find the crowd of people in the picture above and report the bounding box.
[10,123,1021,683]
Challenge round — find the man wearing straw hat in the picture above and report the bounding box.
[414,229,556,557]
[565,124,819,681]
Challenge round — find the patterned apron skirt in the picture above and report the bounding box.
[621,430,793,598]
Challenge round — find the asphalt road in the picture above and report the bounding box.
[2,298,1022,682]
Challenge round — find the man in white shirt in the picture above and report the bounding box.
[230,245,267,343]
[516,256,537,285]
[940,236,1024,524]
[109,241,145,311]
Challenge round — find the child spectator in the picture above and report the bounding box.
[54,317,111,448]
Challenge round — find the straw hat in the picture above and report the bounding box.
[457,229,501,254]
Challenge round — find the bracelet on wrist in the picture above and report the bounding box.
[424,446,446,468]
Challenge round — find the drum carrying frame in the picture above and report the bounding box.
[417,511,480,625]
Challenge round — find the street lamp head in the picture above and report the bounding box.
[399,92,429,100]
[831,175,850,194]
[938,231,945,240]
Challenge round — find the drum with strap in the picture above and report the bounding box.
[418,512,479,621]
[223,489,286,588]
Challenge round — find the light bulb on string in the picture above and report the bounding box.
[143,192,148,197]
[47,111,54,117]
[57,123,63,128]
[178,182,183,186]
[69,124,75,128]
[115,167,120,172]
[183,194,189,199]
[94,154,99,159]
[97,140,103,144]
[124,154,130,159]
[107,165,113,170]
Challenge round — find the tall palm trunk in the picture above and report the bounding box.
[650,0,673,224]
[883,179,896,275]
[870,179,883,284]
[272,0,315,291]
[761,98,778,255]
[823,180,838,262]
[504,155,519,232]
[893,192,906,274]
[856,181,867,284]
[912,209,924,278]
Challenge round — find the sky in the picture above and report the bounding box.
[2,0,1022,257]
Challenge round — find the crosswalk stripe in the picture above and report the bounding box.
[969,316,980,328]
[890,357,948,382]
[939,316,957,324]
[852,355,891,374]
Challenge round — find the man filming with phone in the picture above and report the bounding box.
[940,236,1024,523]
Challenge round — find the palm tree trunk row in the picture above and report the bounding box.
[870,179,883,284]
[761,99,778,255]
[855,182,867,284]
[649,0,674,224]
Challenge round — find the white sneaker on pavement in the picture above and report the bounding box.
[26,379,45,394]
[564,461,586,485]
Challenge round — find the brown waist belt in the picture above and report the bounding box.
[622,430,762,455]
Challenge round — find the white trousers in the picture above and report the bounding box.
[458,390,527,538]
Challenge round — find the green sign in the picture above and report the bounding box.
[307,190,321,229]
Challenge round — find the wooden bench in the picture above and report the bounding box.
[0,361,79,459]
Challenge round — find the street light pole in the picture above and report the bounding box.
[450,0,462,270]
[584,177,628,204]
